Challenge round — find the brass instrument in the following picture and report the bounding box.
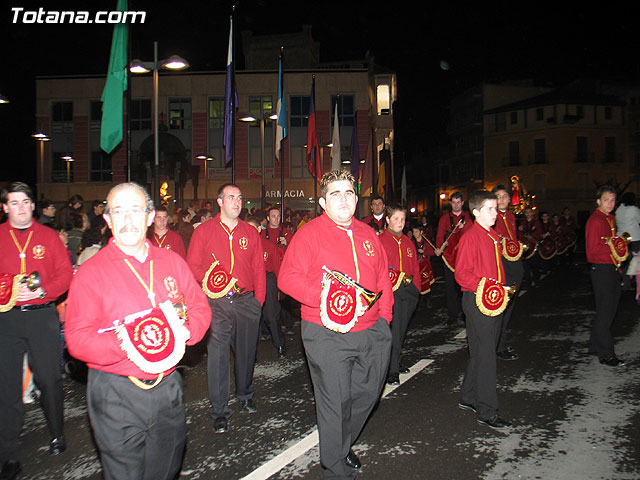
[322,265,382,310]
[439,218,464,254]
[19,271,41,291]
[402,275,414,287]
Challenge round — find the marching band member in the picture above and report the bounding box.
[279,170,393,478]
[0,182,73,480]
[585,185,626,367]
[435,192,472,324]
[187,183,266,434]
[412,223,435,309]
[361,195,387,231]
[65,182,211,480]
[519,206,542,287]
[492,185,524,361]
[148,205,186,259]
[456,190,512,430]
[379,204,420,385]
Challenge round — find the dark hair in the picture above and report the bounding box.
[491,184,510,194]
[192,209,209,224]
[385,203,406,218]
[468,190,496,213]
[217,183,240,199]
[1,182,34,204]
[67,212,84,230]
[620,191,636,206]
[450,192,463,201]
[246,215,262,227]
[155,205,169,214]
[367,220,380,232]
[371,195,384,203]
[179,209,191,220]
[596,185,616,200]
[68,194,84,208]
[320,170,356,198]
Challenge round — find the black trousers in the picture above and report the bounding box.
[262,272,284,348]
[460,292,502,420]
[207,293,262,418]
[0,305,63,462]
[497,259,524,354]
[388,284,419,376]
[443,266,462,322]
[302,317,391,480]
[88,369,186,480]
[589,264,622,359]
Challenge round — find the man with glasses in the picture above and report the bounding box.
[65,182,211,480]
[187,183,266,434]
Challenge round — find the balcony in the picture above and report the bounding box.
[601,152,623,163]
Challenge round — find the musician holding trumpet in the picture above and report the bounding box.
[65,183,212,480]
[379,204,421,386]
[0,182,73,479]
[585,185,627,367]
[279,170,393,478]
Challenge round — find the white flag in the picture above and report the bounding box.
[330,103,341,171]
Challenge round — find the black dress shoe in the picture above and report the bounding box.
[458,401,476,414]
[386,373,400,386]
[345,449,361,469]
[497,350,519,361]
[600,355,625,366]
[50,435,66,455]
[277,345,287,358]
[213,416,228,433]
[241,398,257,413]
[399,366,410,374]
[477,415,511,430]
[0,460,21,480]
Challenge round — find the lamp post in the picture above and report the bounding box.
[240,113,277,209]
[32,131,50,199]
[130,41,189,206]
[62,155,74,199]
[196,154,214,200]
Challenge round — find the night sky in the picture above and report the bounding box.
[2,1,639,185]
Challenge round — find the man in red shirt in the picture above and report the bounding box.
[148,205,186,258]
[65,182,211,480]
[248,215,286,358]
[378,204,420,385]
[361,195,387,231]
[187,183,266,434]
[279,170,393,477]
[585,185,624,366]
[0,182,73,479]
[435,192,472,324]
[492,185,524,361]
[455,190,511,430]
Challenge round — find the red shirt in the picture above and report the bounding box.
[261,226,292,259]
[378,230,421,291]
[455,221,505,293]
[0,221,73,306]
[261,236,281,276]
[436,211,472,248]
[586,209,617,264]
[494,210,519,241]
[65,240,211,380]
[148,229,186,259]
[278,213,393,331]
[187,214,266,305]
[361,215,386,231]
[518,218,542,241]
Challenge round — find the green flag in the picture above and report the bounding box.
[100,0,128,153]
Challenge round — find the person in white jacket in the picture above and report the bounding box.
[615,191,640,292]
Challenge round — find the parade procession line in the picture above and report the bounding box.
[239,359,435,480]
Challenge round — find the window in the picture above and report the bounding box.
[247,95,274,126]
[604,106,612,120]
[90,100,102,132]
[494,112,506,132]
[208,97,224,128]
[330,95,355,127]
[130,99,152,130]
[290,95,310,127]
[533,138,546,164]
[51,152,72,183]
[576,136,589,162]
[169,97,191,129]
[51,101,73,133]
[536,107,544,121]
[90,151,113,181]
[510,111,518,125]
[604,136,616,162]
[508,141,520,166]
[247,96,274,169]
[576,105,584,118]
[290,147,312,178]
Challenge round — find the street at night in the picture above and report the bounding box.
[15,253,640,480]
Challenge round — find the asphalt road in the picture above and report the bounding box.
[15,254,640,480]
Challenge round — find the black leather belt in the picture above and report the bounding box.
[13,302,54,311]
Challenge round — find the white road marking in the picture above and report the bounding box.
[239,358,434,480]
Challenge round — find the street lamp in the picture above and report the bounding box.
[240,113,277,209]
[0,93,9,104]
[62,155,74,199]
[196,154,214,200]
[32,131,50,199]
[130,41,189,206]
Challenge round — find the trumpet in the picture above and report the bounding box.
[322,266,382,310]
[601,232,632,243]
[19,271,41,291]
[402,275,414,287]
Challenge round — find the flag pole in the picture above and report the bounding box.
[230,7,236,184]
[279,47,285,216]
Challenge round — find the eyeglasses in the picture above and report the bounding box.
[106,207,149,218]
